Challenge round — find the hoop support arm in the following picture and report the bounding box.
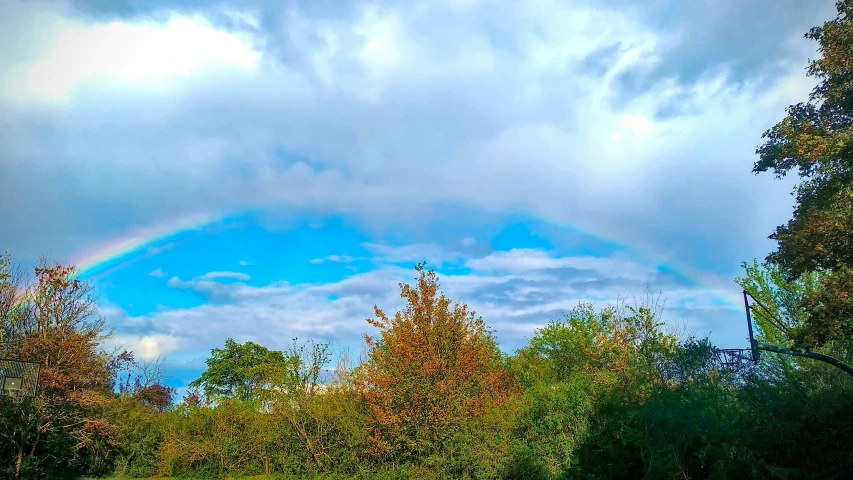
[756,343,853,379]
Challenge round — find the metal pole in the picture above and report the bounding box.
[757,343,853,379]
[743,290,760,363]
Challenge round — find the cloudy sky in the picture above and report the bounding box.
[0,0,834,390]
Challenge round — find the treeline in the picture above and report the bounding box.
[2,256,853,480]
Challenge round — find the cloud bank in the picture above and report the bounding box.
[1,0,831,280]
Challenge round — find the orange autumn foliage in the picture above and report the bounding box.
[1,258,132,477]
[358,263,514,459]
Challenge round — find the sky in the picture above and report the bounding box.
[0,0,836,392]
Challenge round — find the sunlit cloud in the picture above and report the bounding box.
[6,13,260,100]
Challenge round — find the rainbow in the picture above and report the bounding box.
[60,210,744,312]
[525,217,745,312]
[71,212,224,280]
[6,211,219,308]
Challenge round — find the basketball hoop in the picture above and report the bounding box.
[0,358,41,404]
[740,290,853,379]
[713,348,754,374]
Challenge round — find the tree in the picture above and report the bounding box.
[753,0,853,349]
[736,260,853,379]
[189,338,300,404]
[117,356,176,412]
[510,298,680,476]
[0,252,28,348]
[736,261,819,350]
[358,263,514,462]
[0,255,132,478]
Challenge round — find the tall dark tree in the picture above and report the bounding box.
[754,0,853,349]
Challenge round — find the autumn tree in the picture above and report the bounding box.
[0,254,132,478]
[116,356,176,412]
[358,263,514,462]
[753,0,853,349]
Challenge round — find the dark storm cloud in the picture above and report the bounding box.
[63,0,833,98]
[609,0,835,111]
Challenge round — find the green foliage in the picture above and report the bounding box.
[753,0,853,349]
[734,374,853,479]
[74,272,853,480]
[189,338,305,403]
[736,260,818,347]
[507,298,682,478]
[104,397,164,478]
[572,375,744,479]
[736,260,853,377]
[157,399,281,478]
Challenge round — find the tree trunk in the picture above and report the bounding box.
[15,446,23,478]
[29,433,39,459]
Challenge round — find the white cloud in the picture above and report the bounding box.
[618,114,654,137]
[167,273,290,300]
[149,268,167,278]
[361,242,463,265]
[5,12,261,100]
[238,260,254,266]
[4,3,803,267]
[465,248,657,282]
[109,334,181,360]
[197,271,251,281]
[115,243,745,376]
[222,8,261,29]
[310,254,356,264]
[355,8,407,76]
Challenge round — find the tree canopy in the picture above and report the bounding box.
[754,0,853,349]
[189,338,300,403]
[0,254,133,478]
[358,263,515,461]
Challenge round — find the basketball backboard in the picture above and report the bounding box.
[0,358,40,402]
